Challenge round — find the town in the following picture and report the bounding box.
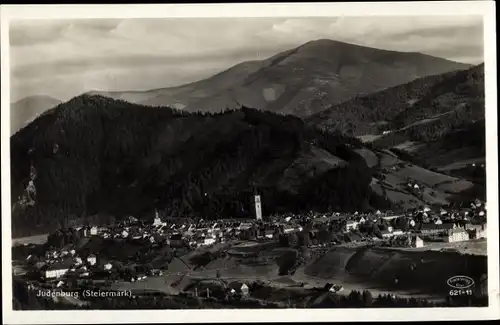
[12,194,488,308]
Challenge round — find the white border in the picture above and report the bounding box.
[1,2,498,323]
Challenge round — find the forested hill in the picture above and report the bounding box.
[11,95,388,237]
[307,63,484,136]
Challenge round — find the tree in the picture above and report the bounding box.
[362,290,373,307]
[317,228,332,244]
[301,231,311,247]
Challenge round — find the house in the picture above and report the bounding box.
[90,226,98,236]
[264,229,274,239]
[42,259,74,279]
[445,228,470,243]
[228,282,249,296]
[410,236,424,248]
[87,254,97,266]
[381,231,393,239]
[104,263,113,271]
[391,229,404,236]
[153,216,162,227]
[466,224,487,239]
[356,216,366,224]
[323,283,336,292]
[345,220,358,232]
[323,283,343,293]
[121,229,129,238]
[420,223,455,235]
[202,237,216,246]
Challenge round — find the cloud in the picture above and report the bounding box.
[9,16,484,101]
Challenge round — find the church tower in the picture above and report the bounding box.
[254,195,262,221]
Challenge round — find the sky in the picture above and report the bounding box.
[10,16,484,102]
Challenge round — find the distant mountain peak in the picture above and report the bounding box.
[86,39,470,118]
[10,95,62,136]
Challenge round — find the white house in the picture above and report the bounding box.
[357,216,366,224]
[446,228,470,243]
[104,263,113,271]
[381,231,393,239]
[43,259,73,279]
[44,268,69,279]
[87,255,97,266]
[203,237,216,246]
[345,220,359,232]
[391,229,404,236]
[153,216,162,227]
[466,224,487,239]
[412,236,424,248]
[121,230,129,238]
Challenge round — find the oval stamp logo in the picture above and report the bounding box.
[447,275,475,289]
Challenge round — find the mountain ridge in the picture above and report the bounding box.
[87,39,471,117]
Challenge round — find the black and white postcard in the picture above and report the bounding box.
[1,2,498,323]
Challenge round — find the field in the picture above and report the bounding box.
[110,240,487,304]
[363,149,475,208]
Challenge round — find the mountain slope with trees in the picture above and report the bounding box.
[11,95,388,237]
[306,64,486,207]
[308,64,484,136]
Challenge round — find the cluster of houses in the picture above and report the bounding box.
[27,198,487,284]
[270,199,487,249]
[30,248,108,281]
